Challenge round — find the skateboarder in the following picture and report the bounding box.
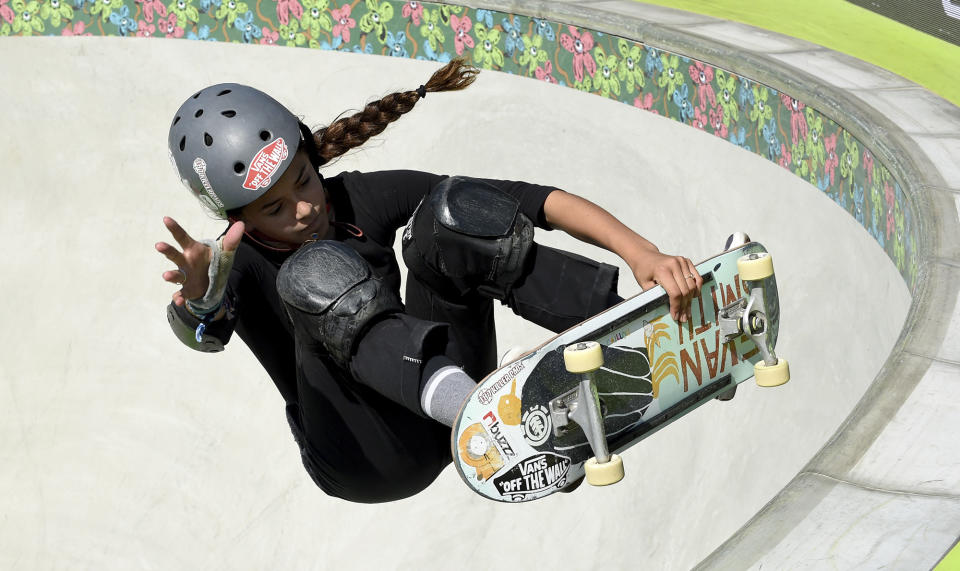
[158,59,703,503]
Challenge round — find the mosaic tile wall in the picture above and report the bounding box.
[3,0,920,289]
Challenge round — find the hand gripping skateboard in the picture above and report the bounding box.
[451,238,789,502]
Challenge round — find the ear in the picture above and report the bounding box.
[228,214,252,232]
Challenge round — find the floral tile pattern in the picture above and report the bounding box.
[3,0,920,289]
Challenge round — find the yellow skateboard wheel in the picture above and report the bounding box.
[584,454,624,486]
[563,341,604,373]
[737,252,774,280]
[755,358,790,387]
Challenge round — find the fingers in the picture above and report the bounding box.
[155,240,187,268]
[161,269,187,284]
[222,220,245,253]
[655,272,684,321]
[653,256,702,323]
[676,257,703,323]
[639,279,657,291]
[163,216,196,250]
[158,216,210,301]
[670,269,693,323]
[684,258,704,290]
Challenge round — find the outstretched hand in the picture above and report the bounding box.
[156,216,244,307]
[629,248,703,323]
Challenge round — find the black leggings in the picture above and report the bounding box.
[406,242,620,379]
[285,242,619,502]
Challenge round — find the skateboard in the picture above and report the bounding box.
[451,238,789,502]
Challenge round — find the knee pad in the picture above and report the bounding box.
[276,241,403,368]
[402,176,534,300]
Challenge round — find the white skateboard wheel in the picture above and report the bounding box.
[755,358,790,387]
[563,341,604,373]
[584,454,624,486]
[737,252,774,280]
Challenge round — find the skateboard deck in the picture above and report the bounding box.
[451,241,786,502]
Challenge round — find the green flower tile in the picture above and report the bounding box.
[6,0,919,290]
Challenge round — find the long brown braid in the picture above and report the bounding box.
[309,58,479,166]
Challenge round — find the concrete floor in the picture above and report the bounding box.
[0,37,912,569]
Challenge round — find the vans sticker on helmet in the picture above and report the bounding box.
[193,157,226,210]
[243,137,289,191]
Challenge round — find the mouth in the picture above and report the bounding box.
[302,215,324,235]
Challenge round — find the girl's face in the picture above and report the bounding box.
[238,149,330,246]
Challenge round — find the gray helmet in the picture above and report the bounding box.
[168,83,302,218]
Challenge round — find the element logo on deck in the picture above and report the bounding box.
[522,405,550,446]
[242,137,289,191]
[493,453,570,500]
[482,412,516,457]
[478,360,525,405]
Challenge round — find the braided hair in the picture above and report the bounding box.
[226,59,478,220]
[305,58,479,167]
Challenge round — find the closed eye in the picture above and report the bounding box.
[266,202,283,216]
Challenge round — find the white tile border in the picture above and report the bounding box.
[848,87,960,136]
[769,49,915,90]
[910,136,960,190]
[682,21,815,54]
[848,360,960,494]
[753,480,960,570]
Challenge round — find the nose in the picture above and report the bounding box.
[295,200,313,221]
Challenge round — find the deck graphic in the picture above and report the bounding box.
[454,243,778,502]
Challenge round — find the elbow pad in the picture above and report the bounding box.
[167,303,226,353]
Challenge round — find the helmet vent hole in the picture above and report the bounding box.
[178,136,186,152]
[194,109,204,118]
[259,130,271,141]
[234,162,245,174]
[217,89,232,96]
[221,110,236,118]
[173,115,181,125]
[192,91,202,99]
[204,133,213,146]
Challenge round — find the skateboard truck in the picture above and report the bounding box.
[718,294,780,366]
[717,253,790,387]
[551,342,625,486]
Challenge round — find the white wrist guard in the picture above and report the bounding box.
[186,237,236,317]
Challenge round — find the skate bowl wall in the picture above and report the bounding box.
[1,1,959,569]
